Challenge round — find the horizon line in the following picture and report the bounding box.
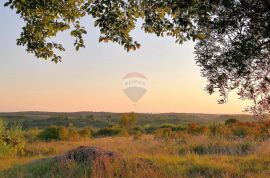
[0,110,253,115]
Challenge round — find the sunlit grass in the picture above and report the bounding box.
[0,135,269,177]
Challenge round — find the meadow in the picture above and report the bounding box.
[0,112,256,129]
[0,113,269,178]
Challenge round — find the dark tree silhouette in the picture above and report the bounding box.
[4,0,270,117]
[194,0,270,118]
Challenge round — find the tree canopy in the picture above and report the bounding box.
[4,0,270,118]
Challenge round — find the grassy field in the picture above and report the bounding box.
[0,135,269,178]
[0,113,269,178]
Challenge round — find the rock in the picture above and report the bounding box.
[54,146,121,165]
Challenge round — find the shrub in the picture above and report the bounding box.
[225,118,238,125]
[0,119,25,157]
[160,124,176,130]
[58,126,69,140]
[119,113,136,129]
[131,126,145,134]
[78,128,92,138]
[158,124,187,132]
[187,123,208,135]
[206,121,270,140]
[96,128,122,137]
[38,126,94,141]
[144,125,159,134]
[67,130,80,141]
[38,126,63,141]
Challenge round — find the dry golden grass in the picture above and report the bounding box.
[0,135,270,178]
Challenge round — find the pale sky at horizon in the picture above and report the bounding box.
[0,3,252,114]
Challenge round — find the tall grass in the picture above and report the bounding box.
[0,119,25,158]
[0,118,270,177]
[0,135,269,177]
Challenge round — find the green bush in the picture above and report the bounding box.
[38,126,90,141]
[119,113,137,129]
[96,127,122,137]
[38,126,64,141]
[225,118,238,125]
[132,126,145,134]
[37,125,96,141]
[78,127,94,138]
[159,124,187,132]
[144,125,159,134]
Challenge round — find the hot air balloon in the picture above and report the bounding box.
[122,72,147,105]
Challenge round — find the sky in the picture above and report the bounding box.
[0,3,252,114]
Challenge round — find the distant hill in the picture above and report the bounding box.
[0,111,256,129]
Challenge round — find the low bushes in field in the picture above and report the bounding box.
[95,127,123,137]
[78,127,94,138]
[187,123,208,135]
[131,126,145,134]
[208,120,270,140]
[159,124,187,132]
[38,126,94,141]
[153,119,270,141]
[38,126,63,141]
[3,114,270,144]
[145,124,187,134]
[224,118,238,125]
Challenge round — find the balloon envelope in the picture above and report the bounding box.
[122,72,147,104]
